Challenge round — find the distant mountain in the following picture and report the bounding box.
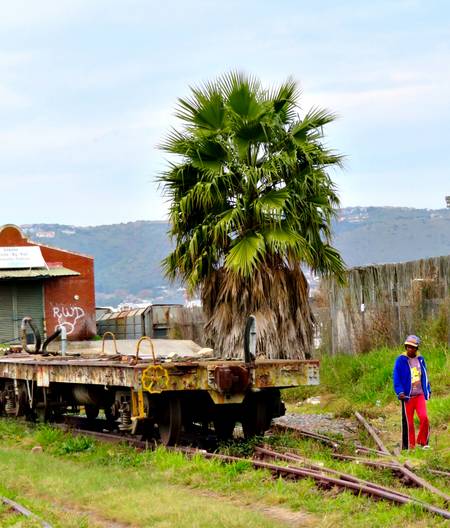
[20,207,450,306]
[21,221,179,307]
[333,207,450,267]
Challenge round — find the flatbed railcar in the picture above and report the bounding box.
[0,334,319,445]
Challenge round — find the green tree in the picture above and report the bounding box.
[160,72,345,359]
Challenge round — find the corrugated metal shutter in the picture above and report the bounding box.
[0,281,44,344]
[15,282,44,338]
[0,283,15,343]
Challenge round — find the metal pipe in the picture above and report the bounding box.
[60,325,67,356]
[42,328,62,355]
[101,332,118,355]
[20,317,41,354]
[135,336,156,363]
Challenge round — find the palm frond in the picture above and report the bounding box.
[256,187,289,212]
[159,71,345,359]
[175,88,225,131]
[268,77,300,122]
[225,233,265,276]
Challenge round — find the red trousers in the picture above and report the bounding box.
[401,394,430,449]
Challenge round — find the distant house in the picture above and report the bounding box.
[0,224,96,343]
[35,231,56,238]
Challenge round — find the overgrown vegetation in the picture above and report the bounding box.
[0,345,448,527]
[282,345,449,477]
[418,303,449,346]
[323,345,448,405]
[0,417,449,527]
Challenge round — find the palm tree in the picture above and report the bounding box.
[159,72,345,359]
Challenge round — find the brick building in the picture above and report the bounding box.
[0,224,96,343]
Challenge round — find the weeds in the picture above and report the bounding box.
[0,415,448,527]
[0,344,448,527]
[218,436,264,457]
[55,435,94,454]
[34,424,65,446]
[284,345,448,420]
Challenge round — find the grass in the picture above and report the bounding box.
[283,345,450,465]
[0,417,449,527]
[284,344,449,413]
[428,395,450,426]
[0,430,291,527]
[0,345,448,527]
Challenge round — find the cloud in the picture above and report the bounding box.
[1,0,449,223]
[0,84,29,108]
[0,1,93,29]
[0,51,34,109]
[0,51,34,68]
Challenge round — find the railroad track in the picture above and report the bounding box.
[1,496,52,527]
[53,418,450,521]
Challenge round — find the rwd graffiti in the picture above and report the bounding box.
[53,305,85,335]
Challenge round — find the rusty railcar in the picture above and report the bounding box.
[0,332,319,445]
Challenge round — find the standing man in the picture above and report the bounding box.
[393,335,431,450]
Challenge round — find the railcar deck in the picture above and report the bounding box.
[0,337,320,445]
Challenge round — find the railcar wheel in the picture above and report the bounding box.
[35,404,51,423]
[213,409,236,440]
[3,383,28,418]
[241,394,271,438]
[157,395,182,446]
[85,404,100,420]
[103,406,117,429]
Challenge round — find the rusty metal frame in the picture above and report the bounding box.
[0,355,320,405]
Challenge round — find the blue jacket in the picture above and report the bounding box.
[393,353,431,400]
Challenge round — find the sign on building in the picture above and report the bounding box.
[0,246,47,269]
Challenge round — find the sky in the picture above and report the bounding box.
[1,0,449,226]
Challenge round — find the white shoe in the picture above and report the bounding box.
[421,445,431,450]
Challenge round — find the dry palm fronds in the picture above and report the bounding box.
[202,266,314,359]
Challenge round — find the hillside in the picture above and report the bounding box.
[21,221,178,306]
[20,207,450,306]
[334,207,450,266]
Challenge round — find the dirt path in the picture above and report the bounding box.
[11,481,318,528]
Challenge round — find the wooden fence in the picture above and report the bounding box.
[317,255,450,354]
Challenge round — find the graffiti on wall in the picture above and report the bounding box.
[53,305,85,335]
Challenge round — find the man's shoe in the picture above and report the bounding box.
[421,445,431,450]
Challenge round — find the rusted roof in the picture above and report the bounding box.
[0,267,80,280]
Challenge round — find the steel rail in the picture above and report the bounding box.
[178,449,450,520]
[331,452,399,469]
[54,423,149,449]
[354,444,391,457]
[255,447,418,502]
[1,496,52,527]
[272,421,390,456]
[354,411,450,504]
[428,469,450,478]
[50,423,450,520]
[271,423,341,448]
[354,411,391,454]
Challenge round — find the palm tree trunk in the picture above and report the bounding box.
[201,266,314,359]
